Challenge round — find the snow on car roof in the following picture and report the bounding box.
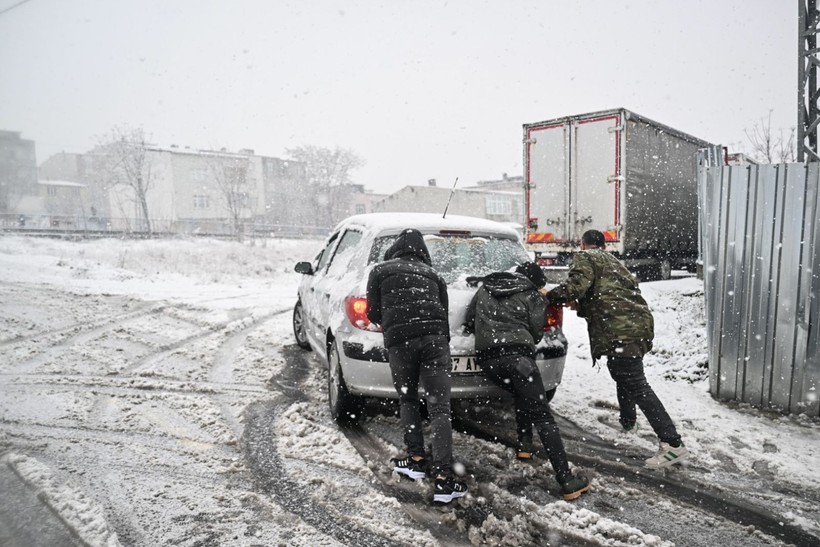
[333,212,520,237]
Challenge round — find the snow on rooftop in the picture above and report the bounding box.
[38,179,86,188]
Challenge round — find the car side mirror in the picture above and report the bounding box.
[294,261,314,275]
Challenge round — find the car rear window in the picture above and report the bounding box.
[370,234,529,284]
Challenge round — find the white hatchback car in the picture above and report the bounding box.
[293,212,568,422]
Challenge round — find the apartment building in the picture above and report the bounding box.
[0,130,38,214]
[40,145,316,234]
[371,174,525,225]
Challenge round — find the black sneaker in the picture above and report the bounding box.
[392,456,427,480]
[559,474,590,501]
[433,476,468,504]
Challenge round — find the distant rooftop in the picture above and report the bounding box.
[38,179,86,188]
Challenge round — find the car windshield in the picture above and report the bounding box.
[370,234,529,284]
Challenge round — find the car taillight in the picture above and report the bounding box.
[344,296,381,332]
[545,303,563,330]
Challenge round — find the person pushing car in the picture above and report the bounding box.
[464,261,590,501]
[365,228,468,504]
[547,229,689,468]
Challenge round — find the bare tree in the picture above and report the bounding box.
[744,111,797,164]
[285,145,365,226]
[96,126,155,234]
[205,151,251,240]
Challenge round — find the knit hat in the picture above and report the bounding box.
[515,261,547,289]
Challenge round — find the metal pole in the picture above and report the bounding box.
[799,0,820,161]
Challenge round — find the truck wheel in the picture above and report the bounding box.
[328,339,360,424]
[640,260,672,282]
[292,300,311,350]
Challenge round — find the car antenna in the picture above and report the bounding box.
[442,176,459,218]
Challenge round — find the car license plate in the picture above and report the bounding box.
[451,356,481,374]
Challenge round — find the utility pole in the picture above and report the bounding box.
[799,0,820,161]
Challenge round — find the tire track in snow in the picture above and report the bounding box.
[121,307,291,376]
[452,406,819,547]
[207,307,292,438]
[208,306,292,385]
[0,373,269,395]
[243,400,400,547]
[279,345,599,546]
[0,297,164,349]
[339,422,478,547]
[0,421,237,461]
[244,345,443,546]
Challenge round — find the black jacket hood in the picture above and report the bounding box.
[480,272,535,298]
[384,228,432,265]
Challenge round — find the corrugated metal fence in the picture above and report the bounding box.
[698,149,820,416]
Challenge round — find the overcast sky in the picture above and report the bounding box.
[0,0,795,195]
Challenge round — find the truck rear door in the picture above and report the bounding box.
[572,113,621,243]
[526,122,569,244]
[526,112,622,246]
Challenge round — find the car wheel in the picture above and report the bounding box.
[292,300,311,350]
[328,339,359,423]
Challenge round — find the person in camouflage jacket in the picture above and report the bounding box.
[547,230,689,469]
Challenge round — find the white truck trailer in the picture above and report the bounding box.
[524,108,715,281]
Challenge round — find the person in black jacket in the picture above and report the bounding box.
[464,262,590,501]
[366,228,468,505]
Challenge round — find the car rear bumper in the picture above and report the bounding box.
[340,342,566,399]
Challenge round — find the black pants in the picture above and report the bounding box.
[482,354,572,483]
[388,334,453,477]
[607,356,682,445]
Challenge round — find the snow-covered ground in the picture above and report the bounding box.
[0,235,818,547]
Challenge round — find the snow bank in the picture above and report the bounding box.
[5,453,122,547]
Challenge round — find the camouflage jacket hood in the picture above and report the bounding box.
[547,249,653,360]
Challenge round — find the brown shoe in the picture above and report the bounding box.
[560,475,591,501]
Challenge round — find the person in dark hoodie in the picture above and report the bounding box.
[464,262,590,501]
[366,228,468,505]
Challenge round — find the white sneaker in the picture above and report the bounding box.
[645,442,688,469]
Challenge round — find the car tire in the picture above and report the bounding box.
[292,300,311,350]
[545,387,557,403]
[328,339,360,423]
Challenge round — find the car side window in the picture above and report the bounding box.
[315,232,340,273]
[369,235,397,264]
[326,229,363,278]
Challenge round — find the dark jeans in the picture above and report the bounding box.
[482,354,572,483]
[607,356,682,445]
[388,334,453,477]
